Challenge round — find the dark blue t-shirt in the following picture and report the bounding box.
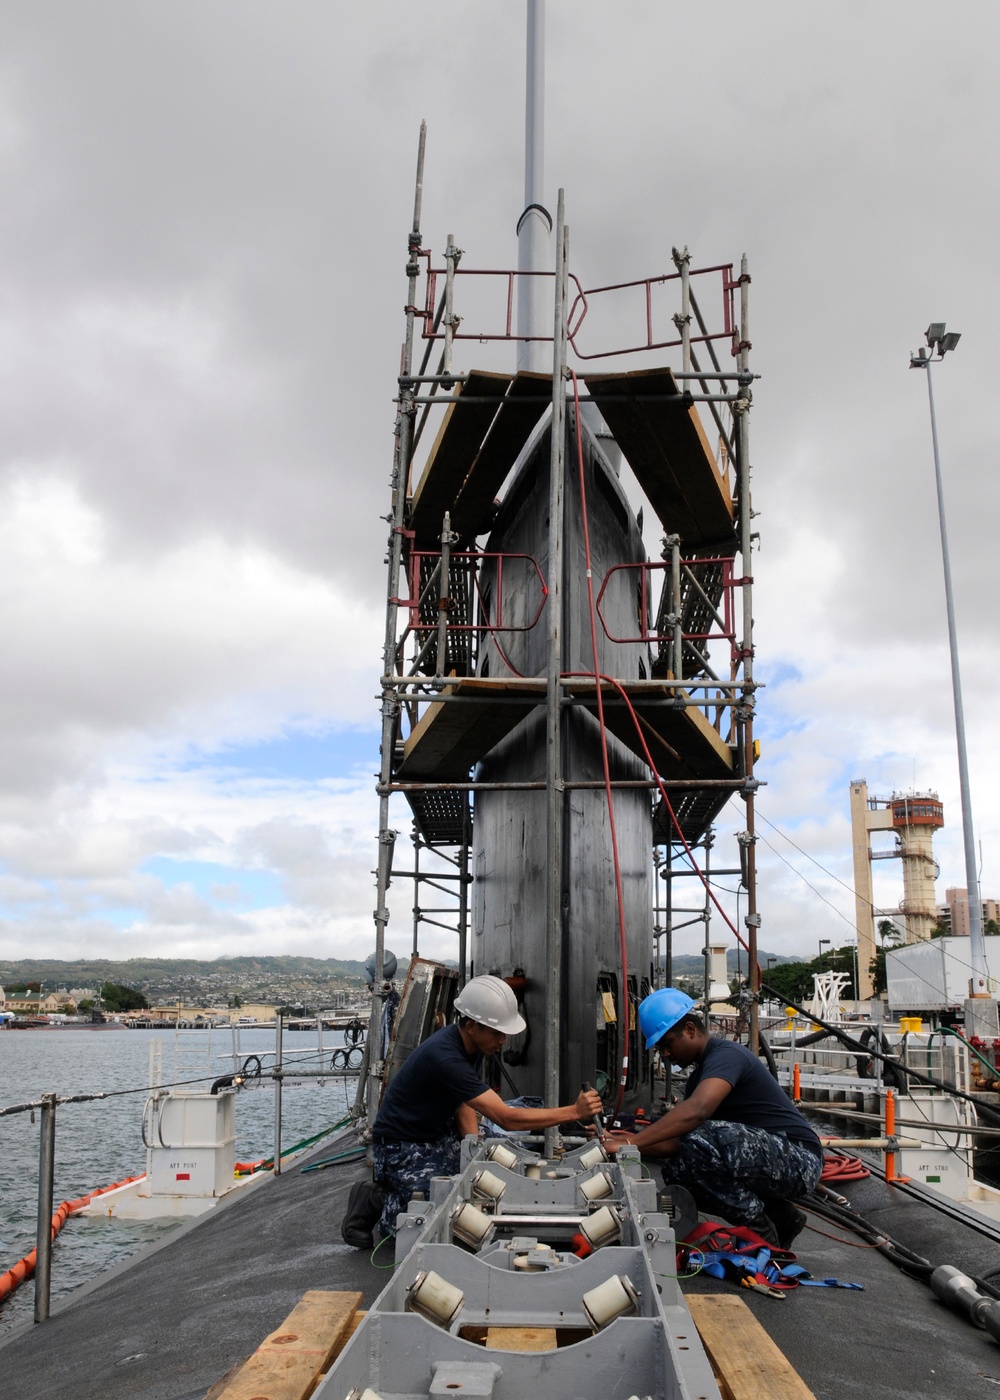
[373,1024,490,1143]
[684,1038,823,1157]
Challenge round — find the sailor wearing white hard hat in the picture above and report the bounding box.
[344,975,601,1249]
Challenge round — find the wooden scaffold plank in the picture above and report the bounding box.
[585,367,736,548]
[409,370,512,541]
[687,1294,816,1400]
[451,370,551,538]
[396,678,545,780]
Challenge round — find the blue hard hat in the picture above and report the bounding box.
[638,988,696,1049]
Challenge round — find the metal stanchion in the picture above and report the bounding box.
[273,1013,283,1176]
[34,1093,56,1323]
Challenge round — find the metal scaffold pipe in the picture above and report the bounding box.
[736,253,759,1055]
[34,1093,56,1324]
[365,124,426,1127]
[273,1013,283,1175]
[544,189,568,1154]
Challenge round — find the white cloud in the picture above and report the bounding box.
[0,2,996,969]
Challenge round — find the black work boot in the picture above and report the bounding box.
[341,1181,384,1249]
[766,1198,808,1250]
[743,1212,780,1247]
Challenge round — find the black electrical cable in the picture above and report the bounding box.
[760,983,1000,1129]
[490,1051,522,1098]
[806,1188,935,1277]
[807,1178,1000,1309]
[757,1031,779,1081]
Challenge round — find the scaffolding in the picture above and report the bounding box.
[363,132,760,1125]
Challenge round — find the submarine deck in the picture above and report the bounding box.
[2,1127,998,1400]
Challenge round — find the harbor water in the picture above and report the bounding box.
[0,1024,358,1336]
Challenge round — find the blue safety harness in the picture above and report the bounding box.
[681,1222,863,1293]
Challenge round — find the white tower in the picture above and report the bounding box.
[850,780,944,999]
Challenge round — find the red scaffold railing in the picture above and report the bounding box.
[415,256,738,361]
[394,549,548,636]
[595,557,737,659]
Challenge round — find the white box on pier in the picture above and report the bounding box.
[145,1090,236,1197]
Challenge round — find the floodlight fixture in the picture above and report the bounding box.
[939,331,961,355]
[926,322,947,349]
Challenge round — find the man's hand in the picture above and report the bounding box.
[601,1130,635,1155]
[574,1087,603,1121]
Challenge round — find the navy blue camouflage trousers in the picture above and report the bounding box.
[372,1134,461,1237]
[660,1122,822,1224]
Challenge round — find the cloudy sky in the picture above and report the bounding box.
[0,2,995,970]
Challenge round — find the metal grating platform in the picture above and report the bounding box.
[405,789,472,847]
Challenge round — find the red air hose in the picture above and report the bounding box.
[570,372,631,1113]
[566,373,759,1108]
[821,1152,870,1183]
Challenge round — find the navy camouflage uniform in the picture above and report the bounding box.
[659,1121,822,1223]
[372,1133,461,1239]
[370,1023,491,1239]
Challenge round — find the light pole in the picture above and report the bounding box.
[765,956,776,1002]
[818,939,830,966]
[910,325,993,1030]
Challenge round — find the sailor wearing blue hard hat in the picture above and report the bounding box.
[637,987,698,1050]
[606,986,823,1250]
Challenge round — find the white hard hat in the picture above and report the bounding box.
[453,975,526,1035]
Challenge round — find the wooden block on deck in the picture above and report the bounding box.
[687,1294,816,1400]
[410,371,512,541]
[451,371,551,538]
[586,367,735,547]
[210,1290,362,1400]
[485,1326,558,1351]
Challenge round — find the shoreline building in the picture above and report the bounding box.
[938,887,1000,938]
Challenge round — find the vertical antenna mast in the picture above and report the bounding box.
[517,0,552,372]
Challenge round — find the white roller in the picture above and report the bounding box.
[578,1142,609,1169]
[579,1204,622,1249]
[451,1200,494,1248]
[484,1141,519,1170]
[406,1269,465,1328]
[579,1170,614,1202]
[471,1168,507,1203]
[581,1273,640,1330]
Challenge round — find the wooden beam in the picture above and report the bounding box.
[686,1294,816,1400]
[566,681,734,780]
[209,1290,362,1400]
[484,1326,558,1351]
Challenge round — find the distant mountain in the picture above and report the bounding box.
[0,954,378,1000]
[669,949,794,979]
[0,949,790,999]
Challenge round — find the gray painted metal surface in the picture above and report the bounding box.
[314,1139,720,1400]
